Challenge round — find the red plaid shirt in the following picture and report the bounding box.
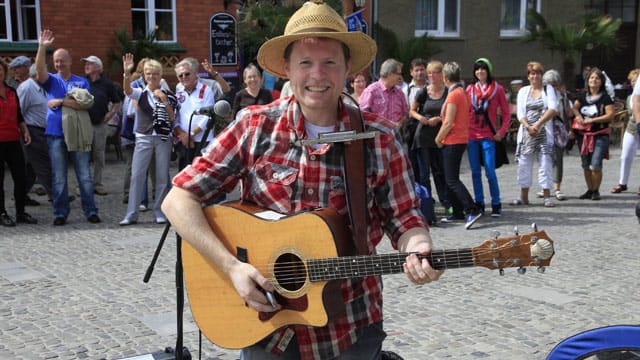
[173,97,426,359]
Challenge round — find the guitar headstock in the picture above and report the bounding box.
[472,230,555,273]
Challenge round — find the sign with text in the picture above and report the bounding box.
[210,12,238,66]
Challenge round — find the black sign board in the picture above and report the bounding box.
[210,12,238,66]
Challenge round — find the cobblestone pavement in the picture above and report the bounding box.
[1,144,639,360]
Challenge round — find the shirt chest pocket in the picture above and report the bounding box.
[248,162,299,213]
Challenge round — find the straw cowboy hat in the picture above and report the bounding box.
[257,0,377,78]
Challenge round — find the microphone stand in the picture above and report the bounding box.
[143,112,205,360]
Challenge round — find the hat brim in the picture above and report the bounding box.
[257,32,377,78]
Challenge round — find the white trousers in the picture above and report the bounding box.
[517,151,553,190]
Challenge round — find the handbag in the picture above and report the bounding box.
[553,117,569,147]
[480,110,509,169]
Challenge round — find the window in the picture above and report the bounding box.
[608,0,636,23]
[415,0,460,37]
[0,0,41,42]
[500,0,540,37]
[131,0,176,42]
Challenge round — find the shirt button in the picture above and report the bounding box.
[307,188,314,195]
[310,155,316,161]
[272,173,280,179]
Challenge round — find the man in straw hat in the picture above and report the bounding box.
[162,1,442,358]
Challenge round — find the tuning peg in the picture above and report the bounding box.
[499,268,504,276]
[490,230,500,240]
[531,223,538,232]
[517,267,527,275]
[537,266,546,273]
[513,225,519,236]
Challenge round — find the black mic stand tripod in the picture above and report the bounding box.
[143,111,219,360]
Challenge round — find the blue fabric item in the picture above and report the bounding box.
[546,325,640,360]
[414,183,435,224]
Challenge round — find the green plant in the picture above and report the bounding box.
[375,24,441,79]
[106,27,165,76]
[522,10,622,87]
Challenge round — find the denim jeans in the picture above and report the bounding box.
[47,135,98,219]
[576,134,609,171]
[467,139,501,206]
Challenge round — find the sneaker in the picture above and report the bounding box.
[53,217,66,226]
[16,212,37,224]
[1,211,16,227]
[139,204,149,212]
[465,212,482,230]
[87,214,102,223]
[591,190,601,201]
[440,214,464,223]
[535,190,544,198]
[155,216,168,224]
[24,195,40,206]
[94,187,108,196]
[579,190,593,199]
[119,218,137,226]
[554,190,567,201]
[491,204,502,217]
[475,202,485,214]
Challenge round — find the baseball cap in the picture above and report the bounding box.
[81,55,103,70]
[9,56,32,68]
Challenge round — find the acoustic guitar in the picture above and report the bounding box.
[182,202,555,349]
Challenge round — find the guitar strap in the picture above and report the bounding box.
[342,102,369,256]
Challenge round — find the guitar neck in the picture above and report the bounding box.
[308,249,473,281]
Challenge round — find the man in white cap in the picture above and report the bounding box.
[162,1,442,359]
[82,55,121,195]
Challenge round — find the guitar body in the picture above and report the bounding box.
[182,202,352,349]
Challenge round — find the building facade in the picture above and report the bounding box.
[372,0,640,88]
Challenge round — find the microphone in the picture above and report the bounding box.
[193,100,232,117]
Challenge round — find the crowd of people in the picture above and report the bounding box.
[2,1,639,359]
[1,27,638,231]
[343,59,640,230]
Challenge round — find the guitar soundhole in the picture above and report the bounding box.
[274,253,307,292]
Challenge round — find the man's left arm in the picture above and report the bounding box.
[397,227,442,285]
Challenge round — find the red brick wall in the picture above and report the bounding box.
[36,1,231,85]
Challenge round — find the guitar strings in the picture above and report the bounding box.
[232,242,540,286]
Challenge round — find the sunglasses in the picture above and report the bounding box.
[178,72,191,79]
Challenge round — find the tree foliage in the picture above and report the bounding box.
[375,24,441,79]
[106,27,165,76]
[238,0,343,68]
[523,10,622,64]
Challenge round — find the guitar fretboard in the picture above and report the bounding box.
[307,249,474,281]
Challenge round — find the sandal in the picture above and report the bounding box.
[510,198,529,206]
[610,184,627,193]
[544,198,555,207]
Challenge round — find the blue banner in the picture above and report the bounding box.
[346,10,365,33]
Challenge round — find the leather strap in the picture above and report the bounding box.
[342,103,369,256]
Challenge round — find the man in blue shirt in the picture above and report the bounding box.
[35,29,101,226]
